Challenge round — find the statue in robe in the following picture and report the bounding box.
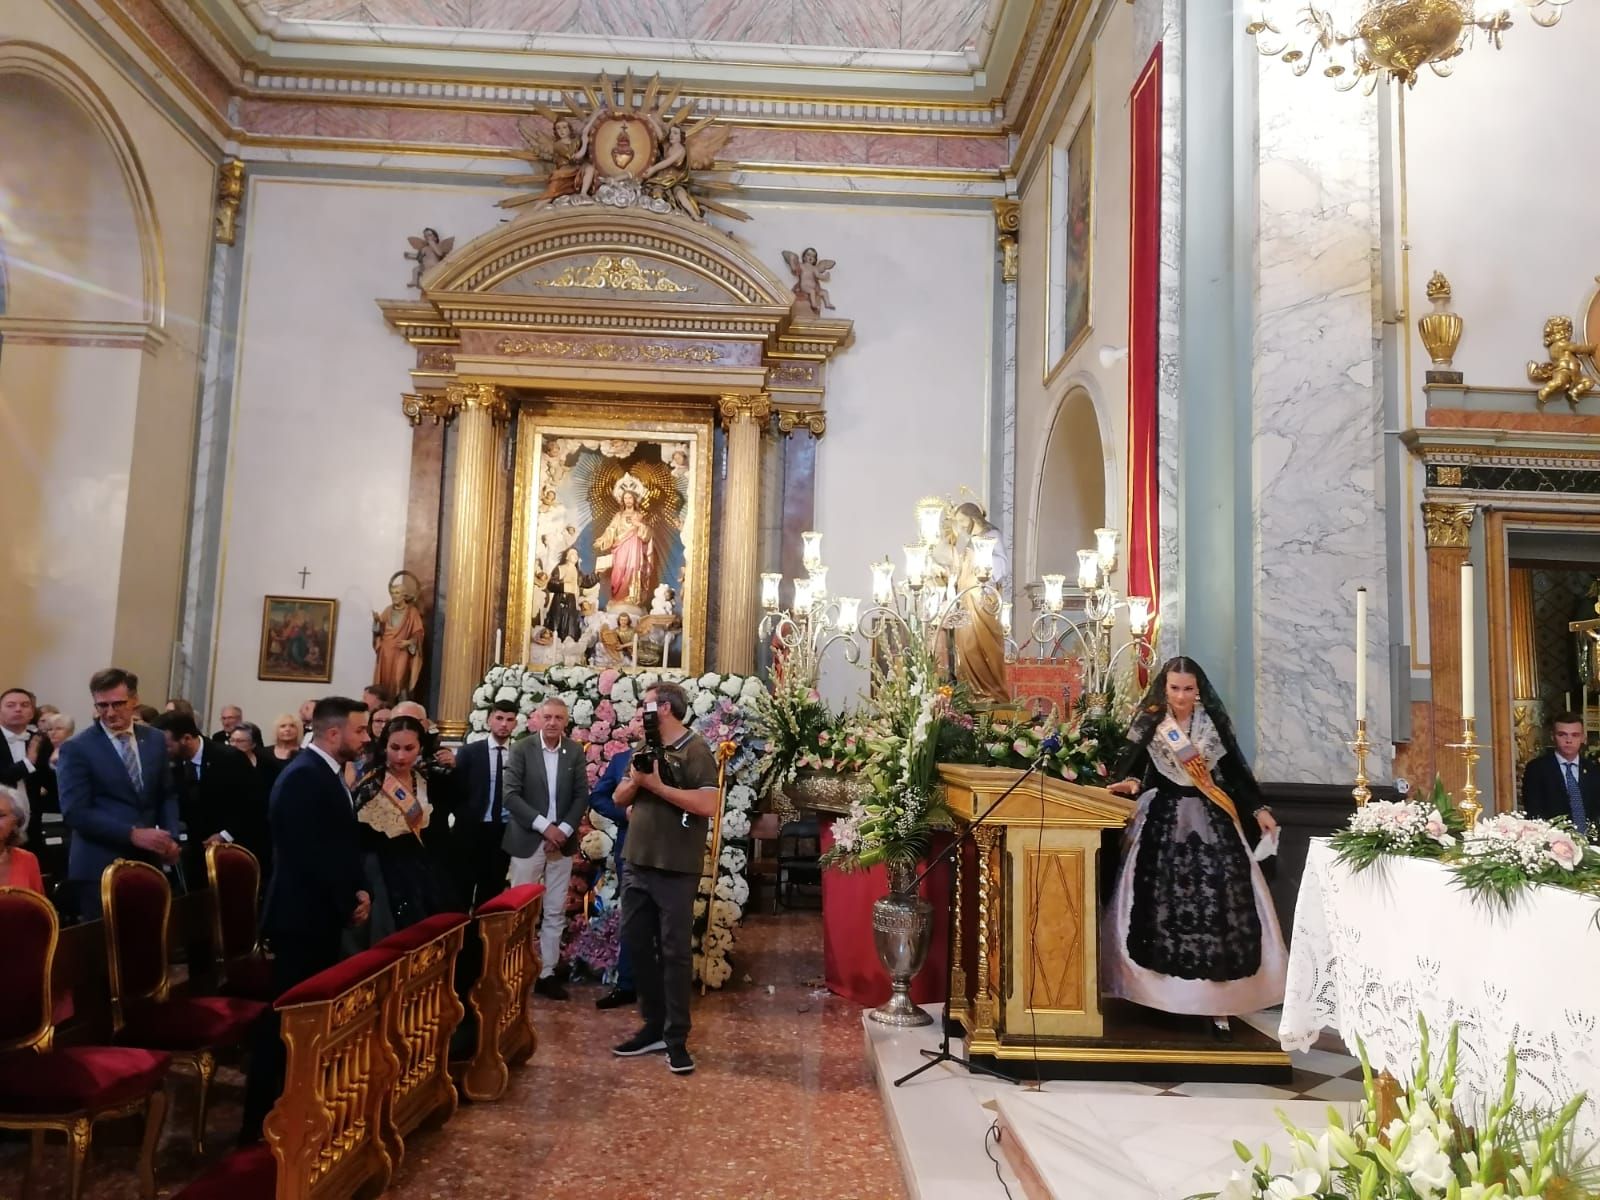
[592,473,673,609]
[372,570,426,700]
[951,503,1010,704]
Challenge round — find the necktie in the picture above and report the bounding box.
[116,732,141,793]
[490,746,505,823]
[1564,761,1587,835]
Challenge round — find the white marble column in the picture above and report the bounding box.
[1251,67,1390,782]
[993,199,1020,603]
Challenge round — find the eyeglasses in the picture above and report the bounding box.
[93,698,132,712]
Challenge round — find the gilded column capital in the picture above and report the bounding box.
[717,393,773,428]
[1421,501,1476,549]
[402,392,455,427]
[446,382,512,423]
[214,159,244,246]
[775,406,826,438]
[992,197,1020,284]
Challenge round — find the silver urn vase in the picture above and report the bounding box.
[869,859,933,1027]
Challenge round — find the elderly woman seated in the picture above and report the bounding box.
[0,784,44,892]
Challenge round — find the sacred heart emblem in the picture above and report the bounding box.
[591,116,657,181]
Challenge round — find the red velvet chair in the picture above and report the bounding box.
[204,842,273,1000]
[102,858,267,1155]
[0,886,171,1200]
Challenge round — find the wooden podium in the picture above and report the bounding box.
[938,764,1134,1056]
[937,764,1293,1078]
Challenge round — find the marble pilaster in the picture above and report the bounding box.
[716,394,771,676]
[993,198,1020,602]
[1250,66,1389,782]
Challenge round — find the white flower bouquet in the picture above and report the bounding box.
[1452,811,1599,911]
[1331,779,1465,872]
[1190,1018,1594,1200]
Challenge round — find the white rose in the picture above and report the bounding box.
[486,666,505,687]
[495,685,520,703]
[698,673,720,690]
[722,809,751,838]
[693,897,707,919]
[719,677,741,698]
[692,692,717,717]
[572,699,595,726]
[521,674,543,695]
[638,672,660,689]
[579,829,614,860]
[614,700,638,723]
[610,678,636,703]
[710,898,740,927]
[704,956,732,988]
[719,846,748,873]
[725,784,756,812]
[466,713,489,733]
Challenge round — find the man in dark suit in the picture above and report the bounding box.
[504,696,588,999]
[153,711,270,882]
[0,687,53,848]
[57,668,182,920]
[450,699,518,911]
[241,695,372,1145]
[1521,710,1600,833]
[210,704,244,745]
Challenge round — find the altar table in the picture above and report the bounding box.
[1283,838,1600,1141]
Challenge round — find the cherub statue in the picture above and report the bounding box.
[782,247,837,315]
[641,118,736,222]
[1528,315,1598,410]
[404,228,454,289]
[651,584,677,618]
[516,117,585,204]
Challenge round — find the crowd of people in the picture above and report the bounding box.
[4,666,721,1150]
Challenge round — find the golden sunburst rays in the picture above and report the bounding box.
[582,449,683,538]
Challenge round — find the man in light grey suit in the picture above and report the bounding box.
[57,667,182,920]
[503,696,589,999]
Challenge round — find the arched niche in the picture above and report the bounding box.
[0,42,162,327]
[1030,383,1112,582]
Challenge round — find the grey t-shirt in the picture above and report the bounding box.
[622,731,719,876]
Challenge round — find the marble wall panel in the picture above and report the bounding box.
[467,0,580,32]
[575,0,686,39]
[900,0,986,50]
[792,0,903,49]
[1251,64,1388,783]
[688,0,795,44]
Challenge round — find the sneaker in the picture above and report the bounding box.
[595,987,637,1010]
[666,1044,695,1075]
[613,1028,668,1057]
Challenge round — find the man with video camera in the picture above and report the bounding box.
[609,681,720,1075]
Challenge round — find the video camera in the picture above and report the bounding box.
[631,701,681,790]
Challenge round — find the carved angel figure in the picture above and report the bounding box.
[1528,315,1597,410]
[643,119,733,222]
[404,228,454,289]
[783,247,836,314]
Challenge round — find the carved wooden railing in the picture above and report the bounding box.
[376,913,468,1153]
[461,884,544,1102]
[259,946,404,1200]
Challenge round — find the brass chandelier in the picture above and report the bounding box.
[1246,0,1572,89]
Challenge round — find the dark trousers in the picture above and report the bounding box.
[455,821,511,912]
[620,865,698,1048]
[239,932,342,1142]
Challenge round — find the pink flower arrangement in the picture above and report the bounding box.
[596,699,616,723]
[598,668,619,697]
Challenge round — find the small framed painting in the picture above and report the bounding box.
[258,596,338,683]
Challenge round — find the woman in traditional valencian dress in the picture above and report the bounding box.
[592,486,655,607]
[352,716,458,942]
[1102,657,1287,1037]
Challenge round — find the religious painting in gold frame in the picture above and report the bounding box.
[257,596,338,683]
[507,404,712,673]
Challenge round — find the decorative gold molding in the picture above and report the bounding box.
[214,159,243,245]
[717,393,773,427]
[531,255,691,293]
[993,197,1020,284]
[495,337,724,364]
[445,381,512,423]
[401,392,455,426]
[775,406,826,437]
[1421,501,1476,549]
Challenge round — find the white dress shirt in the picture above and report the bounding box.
[306,743,353,808]
[530,739,573,837]
[2,726,34,774]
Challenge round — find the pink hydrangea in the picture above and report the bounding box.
[586,762,601,786]
[604,739,630,759]
[598,668,620,697]
[596,699,617,722]
[589,720,614,742]
[585,744,602,763]
[572,727,590,744]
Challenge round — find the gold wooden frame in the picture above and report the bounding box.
[505,398,714,670]
[1484,508,1600,809]
[257,595,339,683]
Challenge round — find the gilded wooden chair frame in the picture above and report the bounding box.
[264,960,403,1200]
[101,858,215,1154]
[462,892,542,1102]
[204,841,265,988]
[0,886,168,1200]
[384,922,467,1157]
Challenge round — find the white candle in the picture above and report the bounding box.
[495,627,504,664]
[1460,564,1474,721]
[1354,587,1367,721]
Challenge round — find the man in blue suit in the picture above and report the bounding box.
[588,747,636,1009]
[57,667,182,920]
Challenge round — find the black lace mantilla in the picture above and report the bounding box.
[1126,786,1262,981]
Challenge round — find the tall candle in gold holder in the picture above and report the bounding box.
[1455,717,1483,831]
[1350,587,1371,806]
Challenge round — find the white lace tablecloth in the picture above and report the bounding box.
[1281,838,1600,1139]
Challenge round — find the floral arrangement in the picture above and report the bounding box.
[1196,1018,1594,1200]
[1330,780,1464,871]
[1330,778,1600,913]
[468,663,768,988]
[964,704,1122,784]
[822,642,951,873]
[1453,811,1597,912]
